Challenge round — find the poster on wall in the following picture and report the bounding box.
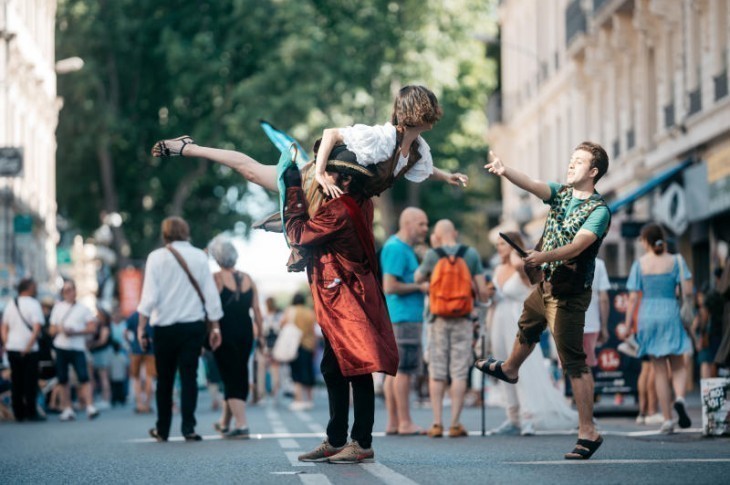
[701,378,730,436]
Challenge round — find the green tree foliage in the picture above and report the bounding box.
[56,0,498,260]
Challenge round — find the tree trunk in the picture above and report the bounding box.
[96,140,130,263]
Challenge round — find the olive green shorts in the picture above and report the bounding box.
[516,283,592,377]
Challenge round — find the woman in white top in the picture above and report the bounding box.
[488,232,578,435]
[49,280,99,421]
[150,85,468,202]
[1,278,44,421]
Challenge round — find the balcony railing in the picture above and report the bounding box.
[565,0,587,47]
[714,69,728,101]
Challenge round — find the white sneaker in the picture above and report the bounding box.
[645,413,664,425]
[289,401,309,412]
[87,405,100,420]
[659,420,675,434]
[60,408,76,421]
[520,421,535,436]
[635,414,646,425]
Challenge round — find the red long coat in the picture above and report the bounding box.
[284,187,399,377]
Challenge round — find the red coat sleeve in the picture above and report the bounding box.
[285,187,348,247]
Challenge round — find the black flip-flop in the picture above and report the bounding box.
[564,435,603,460]
[474,357,518,384]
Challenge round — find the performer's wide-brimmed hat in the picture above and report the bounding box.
[326,145,374,178]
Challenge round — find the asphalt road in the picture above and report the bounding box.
[1,388,728,484]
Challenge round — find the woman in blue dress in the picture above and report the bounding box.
[625,223,693,434]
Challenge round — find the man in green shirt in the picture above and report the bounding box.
[476,142,610,460]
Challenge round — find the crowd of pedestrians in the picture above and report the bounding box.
[2,85,730,467]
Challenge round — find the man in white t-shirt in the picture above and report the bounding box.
[584,258,611,369]
[49,279,99,421]
[1,278,45,421]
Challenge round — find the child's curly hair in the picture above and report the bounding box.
[391,85,442,128]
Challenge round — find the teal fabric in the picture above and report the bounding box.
[276,144,304,247]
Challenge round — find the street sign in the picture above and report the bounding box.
[0,147,23,176]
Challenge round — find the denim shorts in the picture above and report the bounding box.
[55,348,90,384]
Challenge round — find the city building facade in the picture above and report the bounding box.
[487,0,730,285]
[0,0,59,297]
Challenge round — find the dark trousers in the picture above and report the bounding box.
[7,351,39,421]
[320,338,374,449]
[111,380,127,405]
[153,321,206,438]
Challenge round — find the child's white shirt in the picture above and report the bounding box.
[339,122,434,182]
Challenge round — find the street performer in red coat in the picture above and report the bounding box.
[284,146,398,464]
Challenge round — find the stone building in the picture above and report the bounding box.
[487,0,730,285]
[0,0,60,295]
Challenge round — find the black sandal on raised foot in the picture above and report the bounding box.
[564,435,603,460]
[474,357,518,384]
[151,135,195,157]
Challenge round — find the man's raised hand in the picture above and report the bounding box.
[485,150,506,176]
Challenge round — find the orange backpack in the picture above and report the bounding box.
[429,246,474,318]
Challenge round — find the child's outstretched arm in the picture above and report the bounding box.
[430,167,469,187]
[315,128,346,198]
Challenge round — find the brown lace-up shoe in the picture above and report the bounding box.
[327,440,375,464]
[298,439,345,462]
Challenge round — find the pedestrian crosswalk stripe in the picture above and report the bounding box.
[300,474,333,485]
[286,451,314,467]
[360,462,420,485]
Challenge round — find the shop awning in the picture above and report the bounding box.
[608,159,693,213]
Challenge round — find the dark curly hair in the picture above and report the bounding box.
[391,85,442,128]
[574,141,609,184]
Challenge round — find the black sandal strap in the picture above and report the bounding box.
[474,358,518,384]
[565,436,603,460]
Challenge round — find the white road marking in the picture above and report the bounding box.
[286,451,314,467]
[360,462,420,485]
[509,458,730,465]
[299,474,333,485]
[279,438,300,449]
